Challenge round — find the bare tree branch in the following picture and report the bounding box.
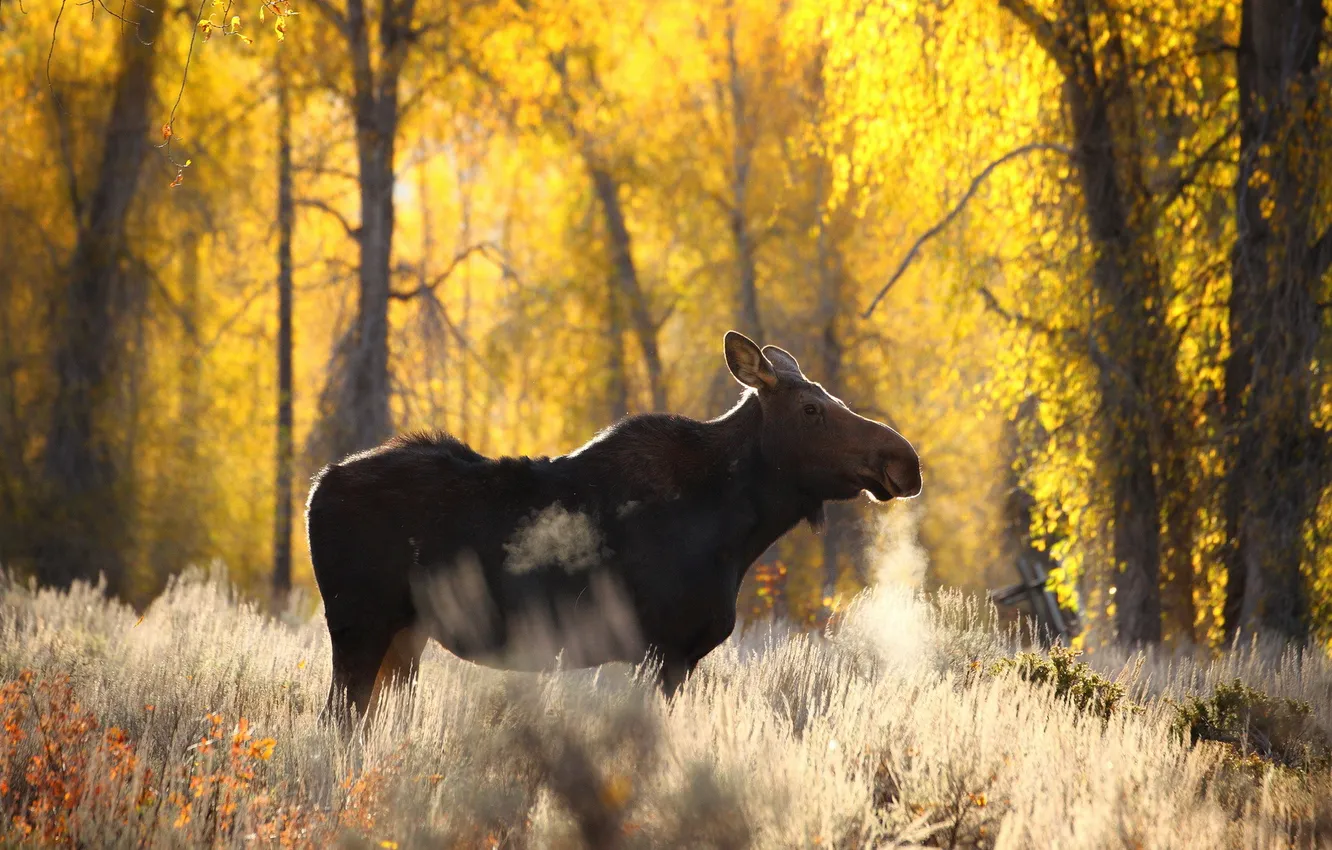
[389,242,513,300]
[295,197,360,239]
[417,288,501,385]
[156,0,204,170]
[294,162,360,183]
[997,0,1078,78]
[977,284,1123,386]
[1156,120,1238,213]
[1309,225,1332,282]
[861,142,1072,318]
[303,0,347,34]
[46,85,83,221]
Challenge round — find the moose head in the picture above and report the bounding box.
[724,331,922,504]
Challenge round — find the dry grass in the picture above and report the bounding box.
[0,570,1329,848]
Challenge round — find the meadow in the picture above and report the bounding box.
[0,564,1329,849]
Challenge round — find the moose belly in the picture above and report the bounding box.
[406,502,743,672]
[410,553,647,672]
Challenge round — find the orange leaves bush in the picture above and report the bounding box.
[0,670,396,847]
[171,710,290,840]
[0,670,148,843]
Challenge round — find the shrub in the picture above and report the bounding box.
[988,645,1139,721]
[0,670,391,847]
[1170,680,1332,773]
[4,576,1332,847]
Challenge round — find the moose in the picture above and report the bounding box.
[307,332,921,721]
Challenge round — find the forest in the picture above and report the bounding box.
[1,0,1331,651]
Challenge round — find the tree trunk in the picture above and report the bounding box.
[344,111,394,454]
[38,0,162,593]
[273,61,296,609]
[1002,398,1070,641]
[1000,0,1178,643]
[812,165,866,598]
[318,0,416,459]
[701,19,764,419]
[605,271,630,420]
[1066,16,1169,644]
[819,308,847,597]
[1223,0,1326,640]
[725,8,762,342]
[1158,414,1198,642]
[588,162,666,412]
[147,233,207,599]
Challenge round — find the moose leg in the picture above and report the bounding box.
[324,623,398,726]
[657,658,696,697]
[365,627,427,724]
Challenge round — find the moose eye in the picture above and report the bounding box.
[803,404,819,416]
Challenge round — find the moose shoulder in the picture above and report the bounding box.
[307,332,921,720]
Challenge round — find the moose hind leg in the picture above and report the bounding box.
[324,623,398,726]
[365,627,427,724]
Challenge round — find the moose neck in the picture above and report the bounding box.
[706,392,825,569]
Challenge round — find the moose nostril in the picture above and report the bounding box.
[885,460,922,498]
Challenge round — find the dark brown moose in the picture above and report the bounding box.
[306,332,921,722]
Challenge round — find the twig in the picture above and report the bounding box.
[861,142,1072,319]
[1156,120,1237,213]
[157,0,208,171]
[977,283,1120,383]
[295,197,361,240]
[389,242,513,300]
[46,0,69,109]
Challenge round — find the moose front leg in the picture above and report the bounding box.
[656,658,696,697]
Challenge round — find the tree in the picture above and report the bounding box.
[272,53,296,608]
[990,0,1226,643]
[304,0,436,458]
[1223,0,1329,640]
[37,0,164,593]
[550,50,668,415]
[651,0,783,412]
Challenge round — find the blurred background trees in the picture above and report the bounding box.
[2,0,1331,648]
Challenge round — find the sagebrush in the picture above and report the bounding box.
[1,570,1330,848]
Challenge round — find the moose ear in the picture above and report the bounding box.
[761,345,802,376]
[724,331,778,390]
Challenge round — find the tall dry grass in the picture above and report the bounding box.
[0,568,1329,848]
